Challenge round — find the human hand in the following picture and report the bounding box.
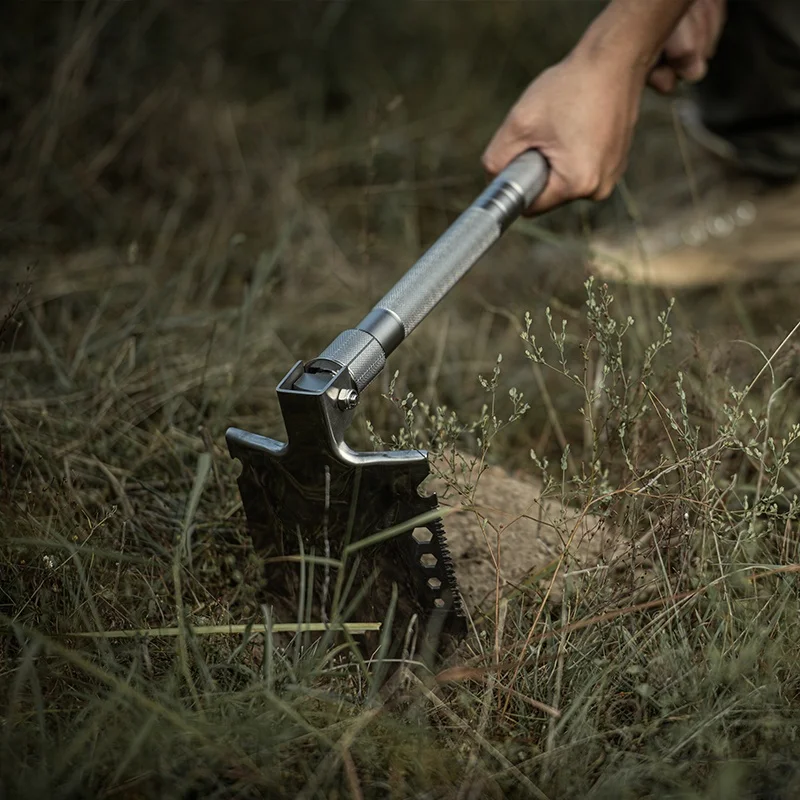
[481,51,645,213]
[649,0,726,93]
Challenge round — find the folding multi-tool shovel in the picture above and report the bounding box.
[226,150,548,646]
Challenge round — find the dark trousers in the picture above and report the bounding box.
[692,0,800,179]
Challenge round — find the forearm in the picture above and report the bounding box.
[576,0,696,74]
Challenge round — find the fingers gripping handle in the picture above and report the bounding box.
[318,150,549,392]
[486,149,550,212]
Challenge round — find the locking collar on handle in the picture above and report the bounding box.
[477,149,550,225]
[310,150,549,394]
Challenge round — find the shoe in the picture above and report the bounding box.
[588,101,800,289]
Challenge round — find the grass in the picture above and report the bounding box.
[3,3,800,798]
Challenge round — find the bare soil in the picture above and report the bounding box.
[429,454,610,614]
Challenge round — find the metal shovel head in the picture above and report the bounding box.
[226,361,467,644]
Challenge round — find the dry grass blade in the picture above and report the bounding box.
[411,671,551,800]
[4,4,800,799]
[62,622,382,639]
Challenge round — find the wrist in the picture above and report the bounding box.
[568,22,651,87]
[574,16,654,79]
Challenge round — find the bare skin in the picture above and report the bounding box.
[482,0,727,213]
[650,0,727,93]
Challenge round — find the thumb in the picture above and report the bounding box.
[526,169,574,216]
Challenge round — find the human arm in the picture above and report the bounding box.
[482,0,726,213]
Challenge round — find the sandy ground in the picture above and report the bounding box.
[427,453,619,616]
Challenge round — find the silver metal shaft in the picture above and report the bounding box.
[318,150,549,392]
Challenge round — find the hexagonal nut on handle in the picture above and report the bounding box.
[334,388,359,411]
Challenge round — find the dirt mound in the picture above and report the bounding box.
[429,454,616,615]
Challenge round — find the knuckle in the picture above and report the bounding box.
[481,152,496,174]
[506,108,530,137]
[573,172,602,199]
[592,181,615,201]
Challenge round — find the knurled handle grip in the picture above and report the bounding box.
[318,150,549,391]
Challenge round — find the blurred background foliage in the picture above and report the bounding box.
[5,5,800,798]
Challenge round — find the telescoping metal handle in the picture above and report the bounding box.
[316,150,549,393]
